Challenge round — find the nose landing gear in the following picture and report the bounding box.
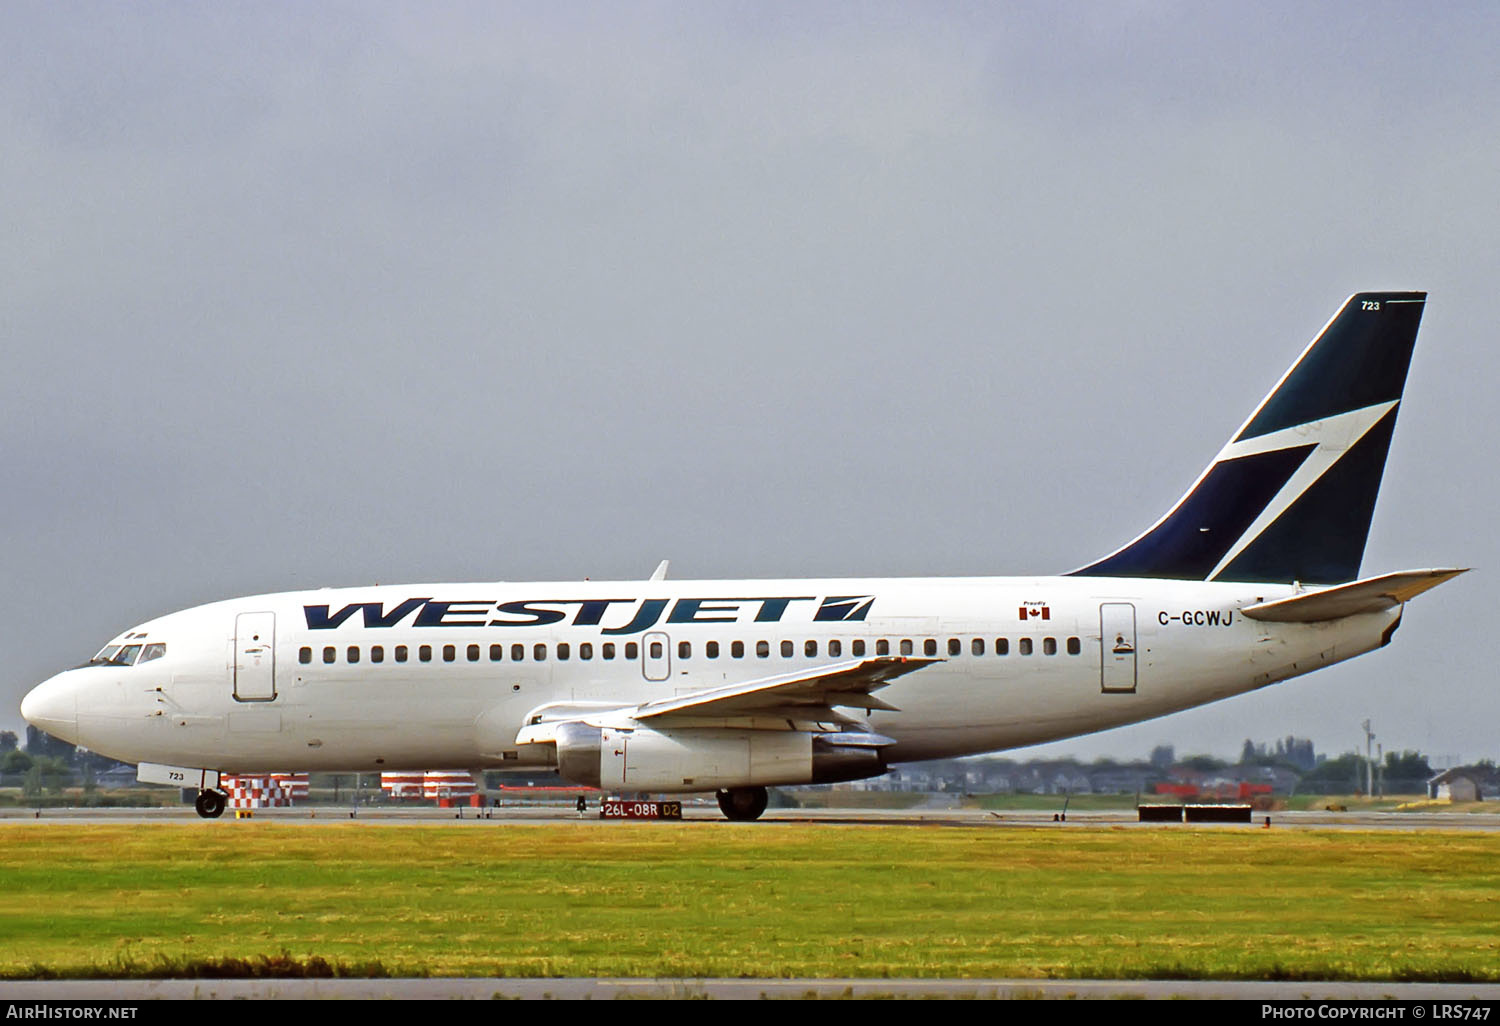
[194,788,228,819]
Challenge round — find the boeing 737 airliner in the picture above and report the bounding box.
[21,292,1464,820]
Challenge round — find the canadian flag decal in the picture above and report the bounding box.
[1018,605,1050,621]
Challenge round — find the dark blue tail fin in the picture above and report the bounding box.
[1071,292,1426,585]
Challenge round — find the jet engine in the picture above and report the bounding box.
[553,723,888,792]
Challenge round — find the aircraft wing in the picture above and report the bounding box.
[632,656,939,721]
[513,656,937,744]
[1240,568,1468,623]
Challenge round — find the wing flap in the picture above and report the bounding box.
[1241,568,1468,623]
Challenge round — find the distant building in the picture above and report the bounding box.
[1154,764,1297,800]
[1088,767,1152,794]
[97,765,138,788]
[1427,768,1489,802]
[1017,764,1090,795]
[1233,764,1301,794]
[1165,766,1206,790]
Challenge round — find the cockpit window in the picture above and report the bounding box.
[111,645,143,666]
[139,643,167,663]
[91,645,122,665]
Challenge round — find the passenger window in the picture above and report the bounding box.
[419,645,433,662]
[996,638,1009,655]
[348,646,360,663]
[371,646,384,664]
[731,640,744,658]
[706,641,719,659]
[603,643,616,660]
[534,644,547,661]
[804,640,817,657]
[1019,638,1033,656]
[580,643,593,660]
[829,639,842,658]
[780,640,793,658]
[852,639,866,657]
[299,647,312,665]
[490,643,503,661]
[557,643,570,661]
[756,640,769,658]
[1043,637,1057,656]
[972,638,984,656]
[140,643,166,663]
[467,644,480,662]
[924,639,938,657]
[900,639,914,656]
[625,642,638,660]
[442,644,456,663]
[875,640,889,656]
[323,647,336,664]
[947,638,960,657]
[511,644,524,662]
[395,645,408,663]
[1067,636,1081,655]
[678,641,690,659]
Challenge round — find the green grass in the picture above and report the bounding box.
[1,823,1496,981]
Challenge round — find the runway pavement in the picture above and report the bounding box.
[3,801,1499,831]
[4,976,1500,1000]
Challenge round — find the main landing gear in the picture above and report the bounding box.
[716,786,769,822]
[194,788,227,819]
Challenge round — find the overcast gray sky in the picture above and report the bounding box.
[3,2,1495,766]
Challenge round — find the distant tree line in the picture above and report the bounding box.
[899,735,1455,797]
[1,727,131,797]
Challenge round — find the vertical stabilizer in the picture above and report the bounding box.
[1071,292,1426,584]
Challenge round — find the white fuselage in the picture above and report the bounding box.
[25,575,1398,781]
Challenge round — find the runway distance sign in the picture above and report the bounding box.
[599,799,683,820]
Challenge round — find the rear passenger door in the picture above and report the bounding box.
[1100,603,1137,694]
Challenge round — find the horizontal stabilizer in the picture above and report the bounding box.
[1240,568,1468,623]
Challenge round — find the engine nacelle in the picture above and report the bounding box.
[554,724,887,793]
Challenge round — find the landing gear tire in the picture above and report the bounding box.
[195,789,227,819]
[716,786,769,822]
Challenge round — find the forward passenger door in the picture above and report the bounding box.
[233,611,277,701]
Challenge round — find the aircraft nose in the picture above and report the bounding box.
[20,673,79,744]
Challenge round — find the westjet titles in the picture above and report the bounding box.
[304,594,877,633]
